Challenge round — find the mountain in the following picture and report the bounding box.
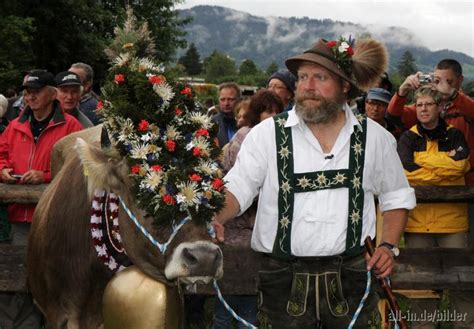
[178,5,474,80]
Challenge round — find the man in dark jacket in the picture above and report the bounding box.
[212,82,240,148]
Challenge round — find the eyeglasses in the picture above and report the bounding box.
[415,102,437,108]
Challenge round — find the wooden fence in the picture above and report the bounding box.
[1,184,474,294]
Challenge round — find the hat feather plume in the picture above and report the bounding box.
[352,39,388,91]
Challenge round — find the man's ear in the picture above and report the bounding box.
[343,81,351,94]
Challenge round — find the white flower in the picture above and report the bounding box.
[351,176,361,189]
[153,82,175,104]
[142,171,163,190]
[276,117,287,127]
[350,210,361,225]
[107,258,118,270]
[352,143,363,156]
[278,146,290,159]
[334,173,347,184]
[130,142,149,160]
[95,244,107,257]
[166,125,182,140]
[279,216,290,229]
[297,176,310,189]
[177,181,200,206]
[281,180,291,193]
[91,228,103,239]
[196,160,219,176]
[113,53,131,67]
[140,133,152,142]
[316,173,328,186]
[189,112,213,129]
[338,41,350,53]
[117,118,137,143]
[91,214,101,224]
[137,57,161,72]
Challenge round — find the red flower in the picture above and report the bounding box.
[96,100,104,111]
[165,140,176,152]
[195,128,209,137]
[327,40,337,48]
[175,108,183,116]
[189,173,202,182]
[212,178,224,191]
[131,165,141,174]
[163,194,176,205]
[192,147,202,157]
[181,86,192,96]
[151,165,162,172]
[148,75,163,85]
[114,74,125,84]
[138,119,150,132]
[346,46,354,56]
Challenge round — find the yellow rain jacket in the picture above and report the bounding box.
[397,121,470,233]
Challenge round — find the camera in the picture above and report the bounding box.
[418,74,433,84]
[11,174,23,179]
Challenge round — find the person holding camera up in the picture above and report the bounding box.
[389,60,474,328]
[387,59,474,184]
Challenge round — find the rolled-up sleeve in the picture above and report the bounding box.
[371,125,416,212]
[224,120,274,215]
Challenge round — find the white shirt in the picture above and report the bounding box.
[225,106,416,256]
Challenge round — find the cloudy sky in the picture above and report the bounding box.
[175,0,474,56]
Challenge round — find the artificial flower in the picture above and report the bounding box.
[114,74,125,84]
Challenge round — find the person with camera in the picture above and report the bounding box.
[387,59,474,184]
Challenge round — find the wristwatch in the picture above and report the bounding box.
[378,242,400,257]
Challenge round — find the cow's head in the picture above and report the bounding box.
[75,137,223,285]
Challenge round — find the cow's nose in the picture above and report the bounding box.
[182,245,222,277]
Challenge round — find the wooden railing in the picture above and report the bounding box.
[1,184,474,293]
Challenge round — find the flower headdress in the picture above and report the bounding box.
[326,35,355,75]
[98,12,225,226]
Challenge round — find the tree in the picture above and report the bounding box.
[265,61,279,76]
[203,51,237,83]
[178,43,202,76]
[0,15,35,93]
[0,0,187,92]
[397,51,418,79]
[239,59,259,76]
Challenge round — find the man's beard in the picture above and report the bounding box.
[294,91,345,124]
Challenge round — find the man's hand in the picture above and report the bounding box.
[212,220,225,243]
[398,72,423,97]
[365,246,394,278]
[22,170,45,184]
[1,168,18,184]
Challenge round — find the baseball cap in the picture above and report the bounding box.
[55,71,82,87]
[366,88,392,104]
[22,70,56,89]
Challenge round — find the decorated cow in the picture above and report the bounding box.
[27,47,226,327]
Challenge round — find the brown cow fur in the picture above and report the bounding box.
[28,135,222,328]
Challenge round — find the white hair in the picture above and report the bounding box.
[0,94,8,118]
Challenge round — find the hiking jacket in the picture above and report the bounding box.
[388,91,474,184]
[0,102,83,222]
[398,121,470,233]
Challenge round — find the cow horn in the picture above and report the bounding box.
[101,126,111,149]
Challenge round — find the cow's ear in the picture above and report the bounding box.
[75,138,129,197]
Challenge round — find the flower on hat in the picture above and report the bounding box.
[326,35,355,74]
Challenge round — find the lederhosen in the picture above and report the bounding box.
[256,112,381,329]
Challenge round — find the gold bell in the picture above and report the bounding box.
[102,266,182,329]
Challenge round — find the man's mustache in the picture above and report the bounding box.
[297,92,324,102]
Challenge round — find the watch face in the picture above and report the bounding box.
[392,247,400,257]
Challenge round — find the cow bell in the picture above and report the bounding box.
[102,266,183,329]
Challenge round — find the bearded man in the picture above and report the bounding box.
[212,37,416,328]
